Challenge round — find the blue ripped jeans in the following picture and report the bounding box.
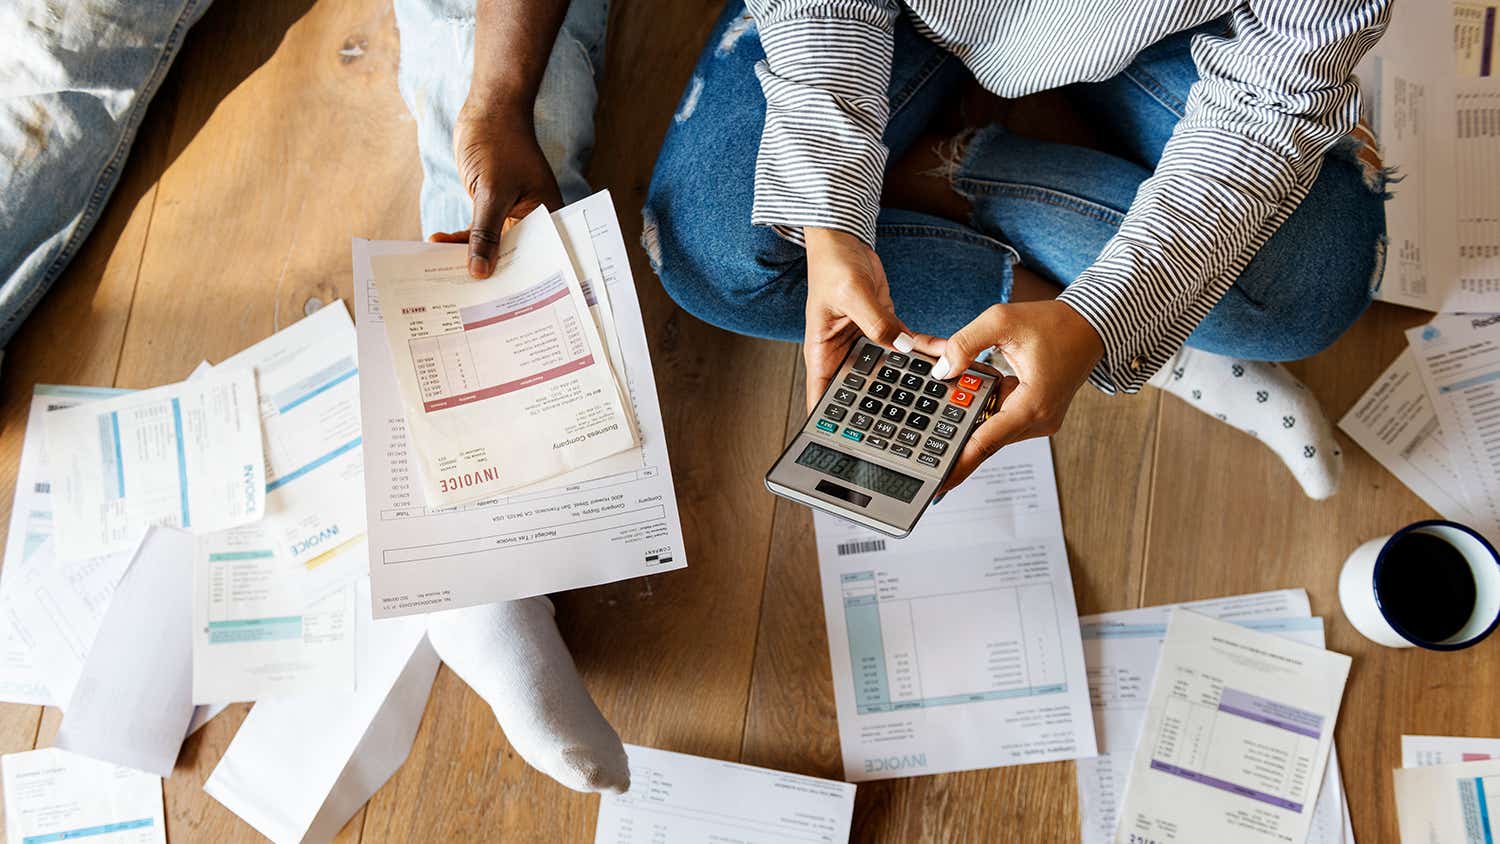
[0,0,605,349]
[644,8,1387,362]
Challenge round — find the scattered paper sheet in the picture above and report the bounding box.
[1395,757,1500,842]
[2,747,165,844]
[353,191,686,617]
[1077,597,1350,844]
[44,367,266,561]
[204,577,436,844]
[1339,349,1491,535]
[55,528,195,778]
[192,524,355,704]
[594,745,856,843]
[1403,734,1500,767]
[0,385,129,705]
[814,437,1096,781]
[1114,610,1351,844]
[1362,2,1500,311]
[1406,314,1500,530]
[215,303,365,563]
[371,206,635,507]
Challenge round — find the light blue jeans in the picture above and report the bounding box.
[0,0,607,349]
[646,8,1388,362]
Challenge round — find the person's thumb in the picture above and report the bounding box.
[466,182,515,279]
[932,304,1006,380]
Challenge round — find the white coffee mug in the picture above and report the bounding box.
[1338,519,1500,649]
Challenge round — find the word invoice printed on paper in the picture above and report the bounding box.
[371,207,636,507]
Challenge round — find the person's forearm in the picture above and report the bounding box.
[469,0,570,114]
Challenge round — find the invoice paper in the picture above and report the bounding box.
[1363,1,1500,311]
[44,366,266,560]
[1394,757,1500,843]
[593,745,856,843]
[371,205,635,507]
[814,437,1096,781]
[0,385,128,705]
[1077,601,1349,844]
[1403,734,1500,767]
[204,577,438,844]
[216,302,364,563]
[1114,610,1352,844]
[192,525,355,704]
[1406,314,1500,531]
[2,747,165,844]
[1339,349,1490,533]
[353,191,686,617]
[55,528,194,778]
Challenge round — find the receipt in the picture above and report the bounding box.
[371,206,635,507]
[43,367,266,560]
[1406,314,1500,532]
[0,386,128,705]
[2,747,165,844]
[216,302,365,563]
[814,437,1097,781]
[1114,611,1351,844]
[353,191,686,617]
[1395,757,1500,842]
[191,525,355,704]
[594,745,855,843]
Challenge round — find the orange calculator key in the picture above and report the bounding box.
[950,389,974,408]
[958,373,983,391]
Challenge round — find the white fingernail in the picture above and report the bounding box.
[894,333,914,353]
[931,357,951,379]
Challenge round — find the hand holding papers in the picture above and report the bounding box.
[594,745,856,843]
[2,748,166,844]
[43,367,266,561]
[354,191,686,617]
[1114,611,1351,844]
[370,205,636,506]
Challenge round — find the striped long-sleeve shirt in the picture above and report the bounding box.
[747,0,1390,393]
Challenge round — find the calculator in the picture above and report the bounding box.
[765,341,1001,538]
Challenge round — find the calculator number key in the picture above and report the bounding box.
[848,413,873,431]
[890,389,915,407]
[923,380,947,398]
[899,373,924,391]
[877,366,901,383]
[933,421,958,439]
[923,437,949,456]
[906,413,930,431]
[858,397,883,415]
[833,388,857,406]
[915,396,940,415]
[881,405,906,423]
[822,404,847,422]
[869,382,892,399]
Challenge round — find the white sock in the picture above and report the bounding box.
[426,597,630,794]
[1148,347,1342,499]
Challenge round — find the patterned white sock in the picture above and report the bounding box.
[1148,347,1342,499]
[426,597,630,794]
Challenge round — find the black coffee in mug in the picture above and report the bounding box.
[1375,531,1479,643]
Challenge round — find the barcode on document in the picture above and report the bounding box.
[836,539,886,556]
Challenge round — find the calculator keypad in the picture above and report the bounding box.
[811,343,993,482]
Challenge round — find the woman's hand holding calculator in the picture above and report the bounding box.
[926,301,1103,491]
[803,228,917,414]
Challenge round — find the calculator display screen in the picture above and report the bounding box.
[795,442,923,503]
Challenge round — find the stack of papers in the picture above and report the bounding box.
[811,437,1097,780]
[354,190,686,617]
[1395,735,1500,842]
[1077,591,1354,844]
[1341,314,1500,542]
[2,747,166,844]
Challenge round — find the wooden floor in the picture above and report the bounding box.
[0,0,1486,841]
